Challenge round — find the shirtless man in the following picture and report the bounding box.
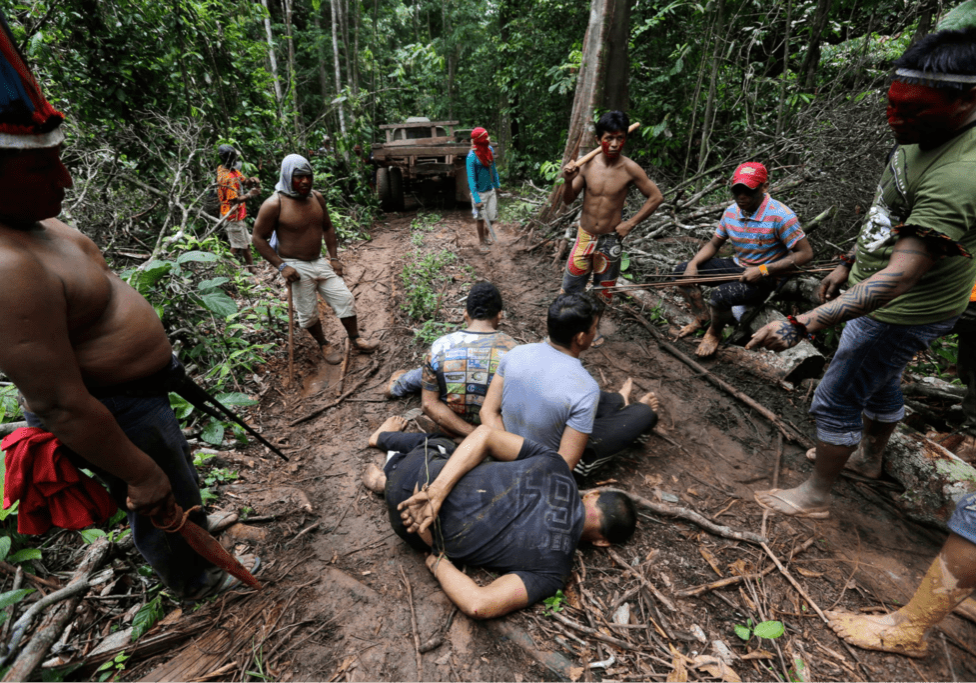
[252,154,378,364]
[562,110,664,304]
[0,27,251,600]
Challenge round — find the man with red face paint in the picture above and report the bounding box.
[562,111,664,313]
[747,28,976,526]
[253,154,379,363]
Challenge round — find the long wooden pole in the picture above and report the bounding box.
[286,286,295,387]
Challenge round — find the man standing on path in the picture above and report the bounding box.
[0,19,255,600]
[673,162,812,357]
[481,292,660,480]
[362,416,637,619]
[216,144,260,269]
[385,282,517,438]
[561,110,664,306]
[747,27,976,519]
[467,127,501,252]
[252,154,379,364]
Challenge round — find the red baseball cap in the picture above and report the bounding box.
[731,162,768,189]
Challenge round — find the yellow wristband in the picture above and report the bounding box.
[759,264,770,278]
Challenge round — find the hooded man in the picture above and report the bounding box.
[0,12,256,600]
[215,144,260,268]
[252,154,379,363]
[561,111,664,319]
[466,127,501,251]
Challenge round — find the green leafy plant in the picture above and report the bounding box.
[131,593,165,642]
[96,651,129,682]
[192,451,240,505]
[400,250,457,322]
[734,618,785,642]
[0,587,35,626]
[542,589,566,616]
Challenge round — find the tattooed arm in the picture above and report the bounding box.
[746,236,939,351]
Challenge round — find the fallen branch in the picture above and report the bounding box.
[675,537,816,598]
[290,358,381,426]
[761,542,828,623]
[0,561,60,590]
[605,547,675,612]
[603,488,767,545]
[2,538,112,679]
[549,612,637,651]
[399,565,423,681]
[621,303,813,448]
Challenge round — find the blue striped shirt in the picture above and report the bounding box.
[715,194,804,266]
[466,148,500,204]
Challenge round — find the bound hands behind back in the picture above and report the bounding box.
[398,482,443,535]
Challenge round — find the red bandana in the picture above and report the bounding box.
[471,127,493,168]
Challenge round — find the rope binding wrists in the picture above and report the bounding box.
[838,253,855,268]
[786,314,814,341]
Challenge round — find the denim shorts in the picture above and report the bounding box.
[949,491,976,545]
[810,315,958,445]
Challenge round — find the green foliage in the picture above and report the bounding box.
[400,250,458,321]
[909,335,958,380]
[193,451,240,506]
[413,321,455,346]
[0,588,35,625]
[96,651,129,682]
[734,618,785,642]
[131,594,165,642]
[542,589,566,616]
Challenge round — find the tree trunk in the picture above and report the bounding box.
[775,0,793,138]
[281,0,300,139]
[601,0,633,112]
[313,4,330,109]
[352,0,360,99]
[696,0,724,175]
[261,0,283,104]
[331,0,347,135]
[536,0,629,224]
[799,0,833,91]
[912,7,933,45]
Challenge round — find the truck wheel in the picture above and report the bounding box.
[389,167,405,212]
[377,167,393,211]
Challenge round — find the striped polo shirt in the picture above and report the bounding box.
[715,194,804,266]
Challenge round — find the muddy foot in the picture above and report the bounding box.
[385,370,407,399]
[618,378,634,406]
[825,610,928,658]
[805,446,883,479]
[363,463,387,495]
[639,392,660,413]
[675,319,705,340]
[754,487,829,519]
[369,415,408,448]
[696,332,721,357]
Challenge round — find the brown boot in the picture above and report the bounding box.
[322,344,344,365]
[352,336,379,354]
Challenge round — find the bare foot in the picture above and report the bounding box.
[675,319,705,340]
[637,392,660,413]
[825,610,928,658]
[754,487,830,519]
[369,416,408,448]
[363,463,387,494]
[385,370,407,399]
[696,332,721,357]
[805,446,883,479]
[618,378,634,406]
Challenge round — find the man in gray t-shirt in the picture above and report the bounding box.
[482,293,660,478]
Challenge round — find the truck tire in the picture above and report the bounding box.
[389,167,405,212]
[377,167,393,211]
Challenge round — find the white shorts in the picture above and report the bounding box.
[471,189,498,222]
[284,257,356,327]
[225,220,251,249]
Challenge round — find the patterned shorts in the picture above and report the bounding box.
[562,225,622,301]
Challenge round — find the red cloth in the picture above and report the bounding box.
[471,127,493,168]
[2,427,117,535]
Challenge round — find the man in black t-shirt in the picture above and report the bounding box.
[363,416,637,619]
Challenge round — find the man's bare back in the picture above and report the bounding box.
[253,190,329,262]
[0,218,172,393]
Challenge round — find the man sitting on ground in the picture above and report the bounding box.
[385,282,517,438]
[363,416,637,619]
[481,292,659,480]
[561,110,664,306]
[252,154,378,364]
[674,162,812,357]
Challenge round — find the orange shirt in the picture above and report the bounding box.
[216,166,246,221]
[970,279,976,302]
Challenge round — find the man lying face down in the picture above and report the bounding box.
[363,418,637,618]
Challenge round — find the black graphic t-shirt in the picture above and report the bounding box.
[383,433,584,605]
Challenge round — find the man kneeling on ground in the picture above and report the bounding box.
[385,282,517,438]
[481,292,660,480]
[673,162,812,357]
[252,154,379,364]
[363,417,637,618]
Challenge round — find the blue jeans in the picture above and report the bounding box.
[389,367,423,398]
[26,394,215,596]
[810,315,958,446]
[949,491,976,545]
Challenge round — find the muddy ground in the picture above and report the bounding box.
[127,207,976,682]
